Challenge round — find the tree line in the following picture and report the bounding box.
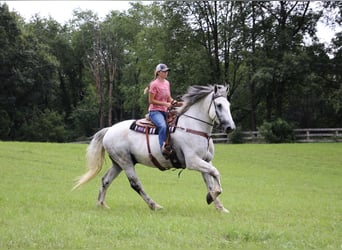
[1,1,341,142]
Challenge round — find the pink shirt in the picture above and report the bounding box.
[148,78,170,112]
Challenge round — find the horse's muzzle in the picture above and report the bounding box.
[223,123,236,134]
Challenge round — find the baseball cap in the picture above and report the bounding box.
[155,63,170,72]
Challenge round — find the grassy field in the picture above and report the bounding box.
[0,141,341,249]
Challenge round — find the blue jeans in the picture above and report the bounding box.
[149,111,168,149]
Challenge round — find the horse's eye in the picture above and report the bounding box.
[217,103,222,109]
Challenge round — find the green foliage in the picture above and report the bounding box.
[19,108,68,142]
[259,119,295,143]
[1,2,342,141]
[69,85,98,139]
[0,142,341,249]
[0,110,11,139]
[229,126,245,144]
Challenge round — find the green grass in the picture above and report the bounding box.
[0,142,341,249]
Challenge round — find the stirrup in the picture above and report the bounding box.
[162,143,172,159]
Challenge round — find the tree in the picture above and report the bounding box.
[101,12,130,125]
[1,1,341,142]
[70,10,106,128]
[256,1,321,120]
[0,3,22,139]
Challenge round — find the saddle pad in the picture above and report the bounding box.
[129,120,176,135]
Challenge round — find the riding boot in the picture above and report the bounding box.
[162,142,172,159]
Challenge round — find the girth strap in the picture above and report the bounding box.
[145,128,167,171]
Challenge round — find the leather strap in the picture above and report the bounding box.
[176,126,210,140]
[176,126,211,151]
[145,127,166,171]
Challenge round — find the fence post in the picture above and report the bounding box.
[306,130,310,141]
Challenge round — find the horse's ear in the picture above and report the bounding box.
[214,84,218,94]
[223,82,230,96]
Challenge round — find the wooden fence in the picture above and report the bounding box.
[212,128,342,143]
[293,128,342,142]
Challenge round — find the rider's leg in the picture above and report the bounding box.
[149,111,168,149]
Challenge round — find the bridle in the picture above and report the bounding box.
[176,91,227,141]
[181,92,226,128]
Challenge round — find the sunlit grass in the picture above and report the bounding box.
[0,142,341,249]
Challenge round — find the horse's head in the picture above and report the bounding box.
[180,84,236,133]
[209,85,236,133]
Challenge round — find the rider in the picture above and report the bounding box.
[147,63,180,158]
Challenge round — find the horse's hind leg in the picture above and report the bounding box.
[124,166,163,210]
[97,162,122,208]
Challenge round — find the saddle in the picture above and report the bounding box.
[130,110,178,133]
[129,110,183,170]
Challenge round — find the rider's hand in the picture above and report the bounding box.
[171,100,183,107]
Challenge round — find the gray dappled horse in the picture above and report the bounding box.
[73,85,236,212]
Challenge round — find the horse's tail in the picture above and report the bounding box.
[72,127,109,190]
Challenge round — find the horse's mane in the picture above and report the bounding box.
[178,85,215,114]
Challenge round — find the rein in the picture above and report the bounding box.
[181,114,214,127]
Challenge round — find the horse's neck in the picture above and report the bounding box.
[178,98,213,133]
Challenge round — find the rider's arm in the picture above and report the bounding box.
[149,92,172,108]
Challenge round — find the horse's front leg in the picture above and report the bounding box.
[202,172,229,213]
[123,167,163,210]
[187,158,223,205]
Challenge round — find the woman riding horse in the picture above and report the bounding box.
[147,63,182,158]
[73,84,235,213]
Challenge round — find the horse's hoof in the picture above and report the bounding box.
[151,203,163,211]
[217,207,229,213]
[206,193,214,204]
[206,191,221,204]
[97,201,110,209]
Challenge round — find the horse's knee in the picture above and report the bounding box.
[210,168,220,178]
